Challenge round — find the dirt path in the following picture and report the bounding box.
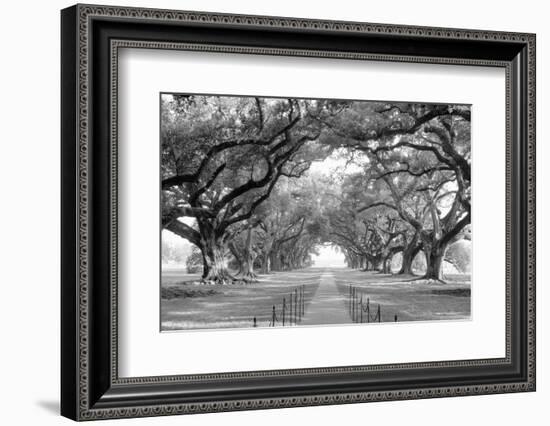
[300,270,351,325]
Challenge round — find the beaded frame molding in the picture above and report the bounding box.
[61,3,536,421]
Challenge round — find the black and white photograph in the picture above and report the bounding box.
[0,0,543,423]
[160,94,472,331]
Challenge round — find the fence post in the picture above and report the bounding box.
[282,298,286,326]
[301,285,303,318]
[295,288,298,324]
[289,293,293,326]
[360,294,363,323]
[356,291,359,323]
[352,287,355,320]
[351,287,355,320]
[377,304,381,323]
[366,298,370,323]
[272,305,276,327]
[354,289,357,322]
[304,285,306,314]
[355,289,358,321]
[302,285,305,316]
[349,285,352,313]
[300,286,302,318]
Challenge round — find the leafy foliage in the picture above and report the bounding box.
[161,95,471,283]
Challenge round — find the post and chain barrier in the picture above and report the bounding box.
[252,284,397,327]
[348,284,398,323]
[252,284,306,327]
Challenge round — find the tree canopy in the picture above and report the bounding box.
[161,94,471,284]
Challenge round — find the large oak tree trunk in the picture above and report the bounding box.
[399,248,414,275]
[240,227,257,282]
[241,255,257,281]
[364,259,372,271]
[199,225,234,285]
[372,257,383,272]
[270,250,282,272]
[382,256,392,274]
[260,253,271,274]
[260,237,274,274]
[423,243,446,281]
[227,242,243,276]
[399,241,421,275]
[202,244,233,284]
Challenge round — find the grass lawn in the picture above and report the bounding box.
[160,267,471,331]
[161,269,321,330]
[333,269,471,323]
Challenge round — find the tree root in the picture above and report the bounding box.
[199,271,261,285]
[240,272,259,284]
[200,271,237,285]
[410,276,447,284]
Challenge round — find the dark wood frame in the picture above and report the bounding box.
[61,4,536,421]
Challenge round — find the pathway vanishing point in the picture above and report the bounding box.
[300,269,351,325]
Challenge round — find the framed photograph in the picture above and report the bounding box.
[61,4,536,421]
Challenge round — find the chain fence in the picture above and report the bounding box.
[252,285,306,327]
[251,283,398,327]
[348,284,398,323]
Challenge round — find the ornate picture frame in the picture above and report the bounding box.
[61,4,535,421]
